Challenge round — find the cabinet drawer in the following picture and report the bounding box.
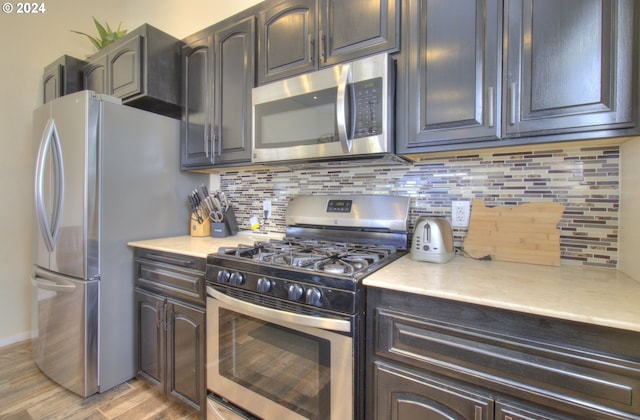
[134,249,205,305]
[373,291,640,417]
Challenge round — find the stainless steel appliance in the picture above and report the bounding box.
[410,217,455,263]
[251,54,405,166]
[206,194,410,420]
[31,90,206,397]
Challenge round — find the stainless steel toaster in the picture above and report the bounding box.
[410,217,455,263]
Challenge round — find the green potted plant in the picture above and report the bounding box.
[72,17,127,50]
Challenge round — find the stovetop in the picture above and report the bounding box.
[205,195,410,314]
[218,239,400,278]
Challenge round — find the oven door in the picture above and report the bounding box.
[206,286,354,420]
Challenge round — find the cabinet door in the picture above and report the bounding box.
[84,55,107,95]
[374,362,493,420]
[43,64,62,104]
[213,16,255,165]
[504,0,635,137]
[496,400,585,420]
[109,35,143,99]
[181,32,215,169]
[319,0,399,67]
[258,0,317,84]
[135,288,166,394]
[397,0,501,153]
[166,299,206,414]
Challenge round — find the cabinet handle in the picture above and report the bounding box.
[204,128,210,158]
[487,86,494,128]
[509,82,517,125]
[320,30,327,63]
[165,302,173,330]
[156,301,164,329]
[474,406,483,420]
[144,253,194,267]
[309,34,315,66]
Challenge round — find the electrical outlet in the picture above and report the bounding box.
[451,200,471,227]
[263,200,272,218]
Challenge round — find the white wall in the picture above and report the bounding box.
[619,139,640,280]
[0,0,259,346]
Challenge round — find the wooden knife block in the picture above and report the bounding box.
[190,212,211,237]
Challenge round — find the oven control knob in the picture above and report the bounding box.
[305,287,322,307]
[288,284,305,301]
[256,277,273,293]
[229,272,246,286]
[217,270,231,284]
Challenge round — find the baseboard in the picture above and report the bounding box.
[0,331,31,348]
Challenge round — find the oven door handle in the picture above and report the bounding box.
[206,286,351,333]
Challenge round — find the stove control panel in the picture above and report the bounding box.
[326,199,352,213]
[208,265,356,314]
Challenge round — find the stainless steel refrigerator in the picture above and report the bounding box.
[31,90,206,397]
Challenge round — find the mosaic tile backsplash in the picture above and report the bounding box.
[219,144,619,268]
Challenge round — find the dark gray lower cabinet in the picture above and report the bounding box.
[134,249,206,417]
[367,288,640,419]
[375,362,493,419]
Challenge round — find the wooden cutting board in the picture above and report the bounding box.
[463,199,565,266]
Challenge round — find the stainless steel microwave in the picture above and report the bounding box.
[252,53,396,165]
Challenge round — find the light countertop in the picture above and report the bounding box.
[128,234,640,333]
[127,231,283,259]
[364,255,640,333]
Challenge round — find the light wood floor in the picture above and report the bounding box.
[0,340,199,419]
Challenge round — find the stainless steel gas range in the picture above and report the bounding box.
[205,194,410,420]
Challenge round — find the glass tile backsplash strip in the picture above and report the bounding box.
[220,144,619,268]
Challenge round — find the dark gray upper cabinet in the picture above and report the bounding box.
[181,15,255,169]
[213,16,255,165]
[83,54,107,95]
[319,0,399,67]
[504,0,635,137]
[398,0,638,154]
[181,31,214,168]
[83,24,182,119]
[258,0,317,84]
[397,0,502,152]
[42,55,86,104]
[258,0,399,84]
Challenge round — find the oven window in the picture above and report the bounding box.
[219,308,330,420]
[254,87,338,148]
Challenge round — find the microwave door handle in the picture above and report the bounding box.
[336,64,352,153]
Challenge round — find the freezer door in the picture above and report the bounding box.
[32,91,100,279]
[31,267,99,397]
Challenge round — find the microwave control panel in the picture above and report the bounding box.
[351,77,383,139]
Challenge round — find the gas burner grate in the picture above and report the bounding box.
[217,239,399,277]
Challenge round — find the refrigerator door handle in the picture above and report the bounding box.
[31,268,77,293]
[35,118,65,252]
